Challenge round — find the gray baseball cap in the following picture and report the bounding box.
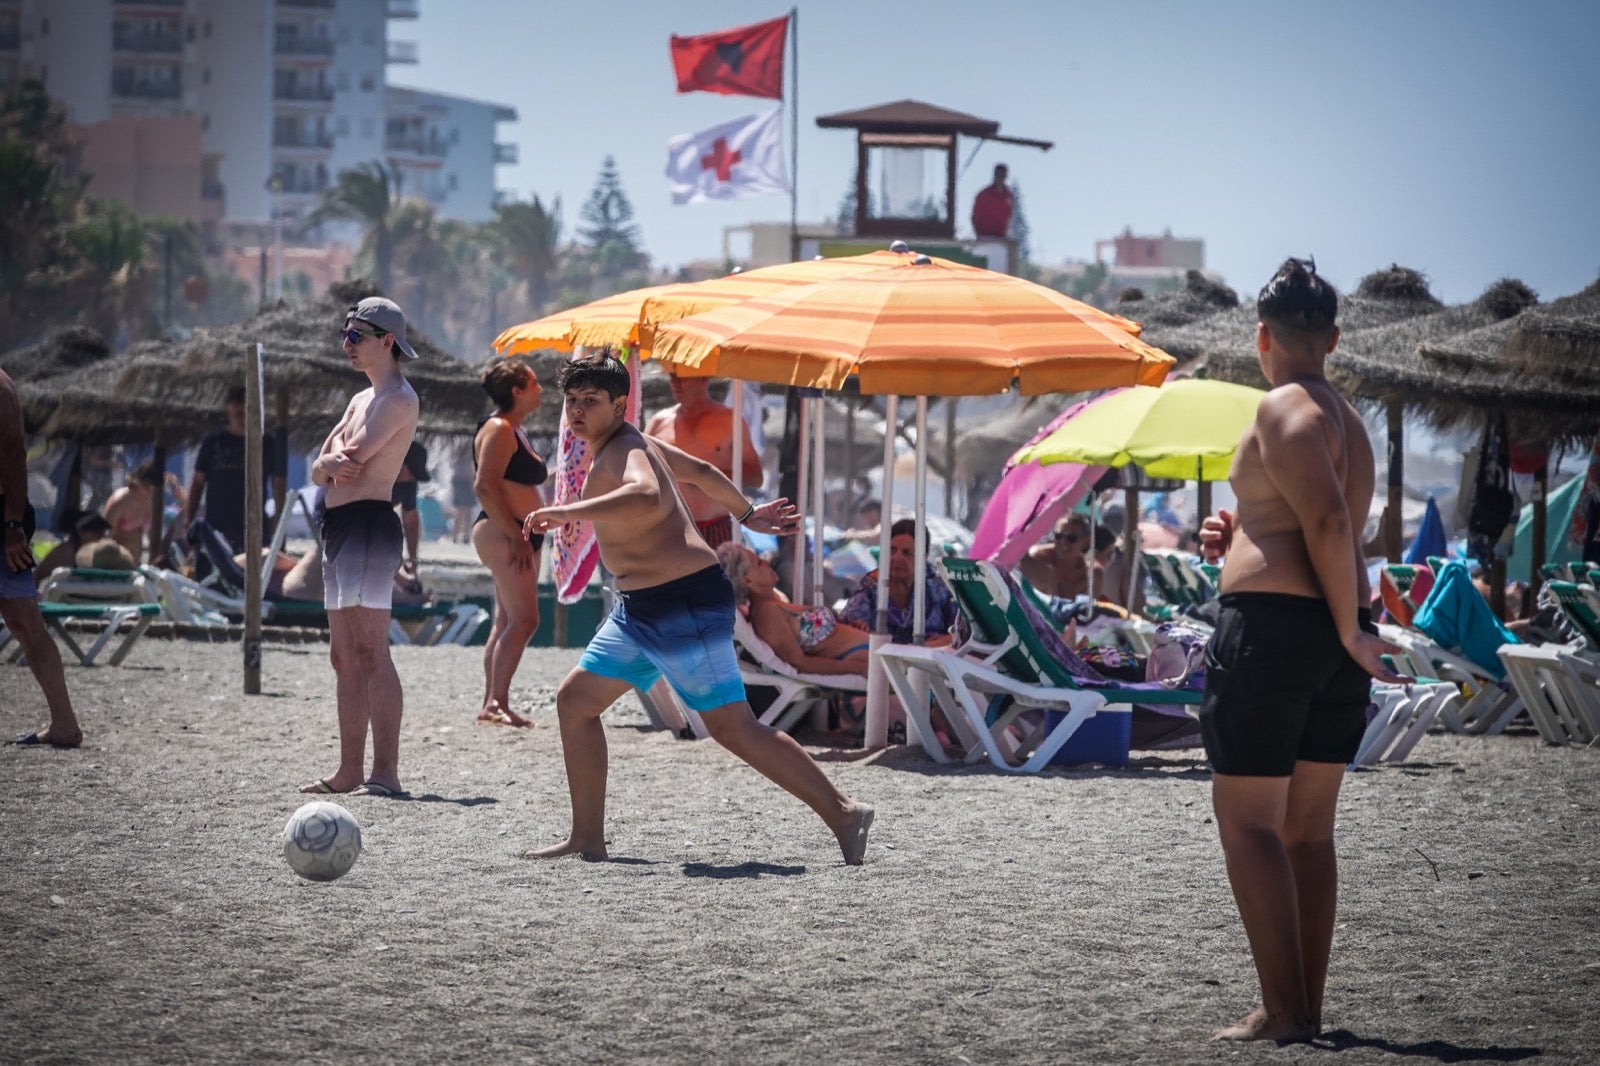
[346,297,418,360]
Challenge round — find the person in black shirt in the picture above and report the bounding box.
[182,385,278,576]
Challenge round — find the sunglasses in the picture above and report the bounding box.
[1054,531,1084,544]
[341,325,387,345]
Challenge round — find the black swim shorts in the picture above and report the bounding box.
[1198,593,1375,776]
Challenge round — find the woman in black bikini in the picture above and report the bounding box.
[471,361,549,727]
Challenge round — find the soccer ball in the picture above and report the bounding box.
[282,801,362,882]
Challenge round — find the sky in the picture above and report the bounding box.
[399,0,1600,306]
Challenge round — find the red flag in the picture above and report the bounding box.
[670,15,787,99]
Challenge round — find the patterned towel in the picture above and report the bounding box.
[550,347,642,604]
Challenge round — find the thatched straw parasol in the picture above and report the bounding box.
[1116,270,1240,333]
[169,280,489,435]
[1475,276,1600,391]
[1197,265,1446,390]
[4,327,119,432]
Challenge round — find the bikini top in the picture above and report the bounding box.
[794,604,837,652]
[475,416,547,487]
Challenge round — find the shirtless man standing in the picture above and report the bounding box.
[300,297,420,798]
[1197,260,1408,1042]
[643,372,762,549]
[524,352,873,865]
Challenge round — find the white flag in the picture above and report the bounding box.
[665,109,788,205]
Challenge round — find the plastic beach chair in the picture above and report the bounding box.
[876,557,1201,773]
[1,602,161,666]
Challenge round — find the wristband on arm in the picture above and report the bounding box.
[735,502,755,523]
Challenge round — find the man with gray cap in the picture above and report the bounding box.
[300,296,420,798]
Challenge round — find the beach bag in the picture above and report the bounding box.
[1144,622,1209,692]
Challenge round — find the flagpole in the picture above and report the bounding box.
[788,5,799,262]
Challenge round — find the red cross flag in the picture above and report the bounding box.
[665,109,788,205]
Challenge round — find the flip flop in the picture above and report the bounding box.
[475,708,533,728]
[351,780,410,799]
[8,731,83,750]
[298,778,349,795]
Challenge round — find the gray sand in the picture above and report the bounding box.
[2,636,1596,1064]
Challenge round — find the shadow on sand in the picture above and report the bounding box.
[682,861,806,880]
[1312,1030,1540,1062]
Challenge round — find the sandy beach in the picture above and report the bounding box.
[2,632,1597,1065]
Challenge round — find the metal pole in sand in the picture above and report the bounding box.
[243,344,264,694]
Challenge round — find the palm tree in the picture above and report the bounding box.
[307,162,397,290]
[492,195,563,317]
[389,199,446,332]
[67,199,158,342]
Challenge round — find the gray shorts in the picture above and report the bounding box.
[319,500,402,611]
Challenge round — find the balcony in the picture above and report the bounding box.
[113,30,183,54]
[277,0,335,8]
[493,142,518,165]
[385,39,417,64]
[111,72,181,99]
[113,1,185,7]
[274,34,334,57]
[387,0,419,19]
[384,132,447,158]
[273,128,334,150]
[273,82,334,103]
[273,174,329,196]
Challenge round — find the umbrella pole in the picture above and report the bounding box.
[810,398,825,608]
[944,397,957,519]
[842,392,856,526]
[1386,401,1404,562]
[730,379,744,529]
[147,429,166,565]
[1529,457,1548,612]
[864,395,899,750]
[1124,484,1141,614]
[792,395,810,601]
[913,397,928,642]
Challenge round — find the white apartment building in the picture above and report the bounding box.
[2,0,515,228]
[385,84,515,223]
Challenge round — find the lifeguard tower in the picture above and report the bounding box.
[809,99,1051,275]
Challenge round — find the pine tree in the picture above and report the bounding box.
[577,155,642,278]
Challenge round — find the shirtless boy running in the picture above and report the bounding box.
[301,297,420,798]
[523,352,873,865]
[1198,260,1408,1042]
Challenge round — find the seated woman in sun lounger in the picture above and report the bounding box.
[717,542,871,676]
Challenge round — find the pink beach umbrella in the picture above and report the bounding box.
[969,395,1111,568]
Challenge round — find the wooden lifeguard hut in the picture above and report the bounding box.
[811,98,1051,275]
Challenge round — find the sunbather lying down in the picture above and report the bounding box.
[237,543,430,606]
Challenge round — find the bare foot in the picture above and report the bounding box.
[521,838,608,861]
[1213,1006,1315,1042]
[831,804,875,866]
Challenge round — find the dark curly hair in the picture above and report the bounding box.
[556,350,630,400]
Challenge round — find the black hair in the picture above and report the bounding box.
[556,351,630,400]
[481,360,534,413]
[130,459,162,486]
[225,384,247,405]
[889,517,931,552]
[1093,524,1117,554]
[1258,257,1338,342]
[858,498,881,515]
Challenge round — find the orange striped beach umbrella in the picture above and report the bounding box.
[646,253,1171,395]
[491,282,683,355]
[491,248,932,358]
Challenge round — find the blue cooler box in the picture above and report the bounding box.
[1043,708,1132,767]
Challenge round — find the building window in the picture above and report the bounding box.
[336,70,349,91]
[447,173,457,191]
[360,73,375,92]
[362,27,376,45]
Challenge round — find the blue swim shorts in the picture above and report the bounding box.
[578,564,747,713]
